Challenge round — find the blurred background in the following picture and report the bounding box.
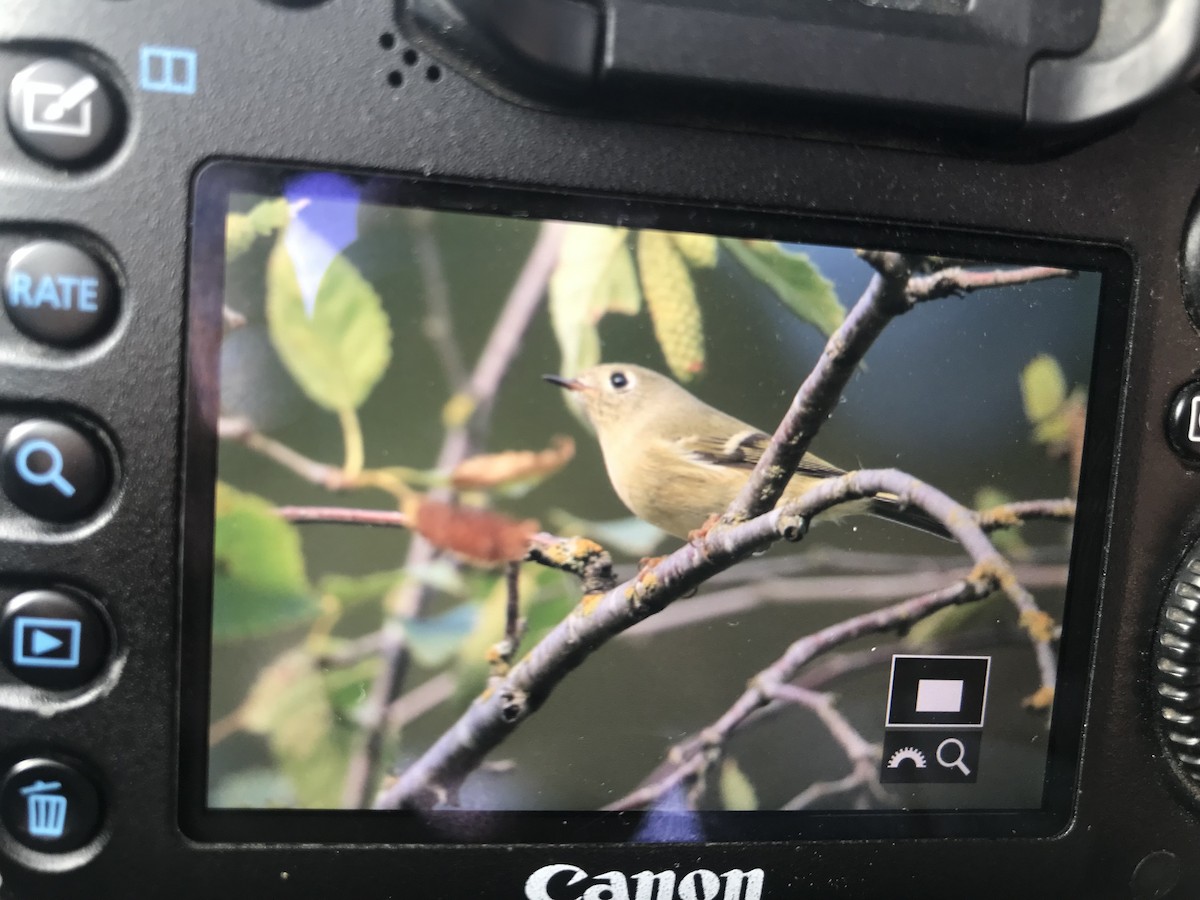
[207,178,1102,816]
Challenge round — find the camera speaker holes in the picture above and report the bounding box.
[426,65,441,82]
[379,32,396,50]
[402,49,419,66]
[386,70,403,89]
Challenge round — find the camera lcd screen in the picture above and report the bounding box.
[183,162,1125,843]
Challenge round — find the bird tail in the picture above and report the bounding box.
[868,492,953,541]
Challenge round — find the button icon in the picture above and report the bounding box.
[1,758,102,852]
[6,59,121,167]
[19,75,98,137]
[0,590,110,690]
[139,46,198,95]
[1167,381,1200,463]
[13,616,82,669]
[935,737,971,776]
[881,731,981,784]
[1,419,110,523]
[13,440,76,497]
[21,781,68,839]
[885,655,991,728]
[4,240,118,347]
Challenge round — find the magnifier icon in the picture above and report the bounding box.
[14,439,76,498]
[936,738,971,776]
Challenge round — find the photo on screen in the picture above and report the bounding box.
[189,167,1114,839]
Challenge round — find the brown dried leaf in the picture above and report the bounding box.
[450,436,575,490]
[413,500,539,567]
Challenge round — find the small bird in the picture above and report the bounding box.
[544,363,947,540]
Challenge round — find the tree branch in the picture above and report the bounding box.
[374,467,1048,810]
[721,262,1074,524]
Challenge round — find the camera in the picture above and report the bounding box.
[0,1,1199,897]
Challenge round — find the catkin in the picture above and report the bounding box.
[637,231,706,381]
[670,232,719,268]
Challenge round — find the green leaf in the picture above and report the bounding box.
[719,758,759,811]
[1033,415,1072,446]
[247,197,292,235]
[323,656,380,717]
[316,569,406,605]
[226,198,294,261]
[240,650,355,808]
[405,560,469,596]
[724,240,844,336]
[905,592,1004,646]
[549,225,642,378]
[209,767,296,809]
[212,483,319,641]
[547,510,666,558]
[266,235,392,411]
[403,603,481,668]
[1020,354,1068,424]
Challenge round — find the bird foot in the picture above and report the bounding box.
[687,513,723,543]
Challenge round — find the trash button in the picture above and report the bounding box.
[0,758,101,852]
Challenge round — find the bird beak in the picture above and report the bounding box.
[543,374,587,392]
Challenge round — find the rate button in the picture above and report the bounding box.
[3,241,117,348]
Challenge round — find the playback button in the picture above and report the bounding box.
[0,590,110,690]
[1,419,110,523]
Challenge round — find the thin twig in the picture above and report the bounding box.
[220,417,350,489]
[605,577,989,811]
[625,562,1066,638]
[407,209,468,390]
[905,265,1073,301]
[385,671,457,733]
[276,506,411,527]
[343,222,567,807]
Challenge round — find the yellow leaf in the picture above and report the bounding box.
[637,230,706,381]
[719,758,758,811]
[670,232,719,268]
[1020,355,1067,424]
[442,391,477,429]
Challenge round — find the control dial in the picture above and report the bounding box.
[1155,542,1200,782]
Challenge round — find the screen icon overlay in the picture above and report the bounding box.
[882,655,991,784]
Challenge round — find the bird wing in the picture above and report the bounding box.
[679,429,950,539]
[676,428,845,479]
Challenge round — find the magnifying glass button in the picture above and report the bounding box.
[1,419,110,523]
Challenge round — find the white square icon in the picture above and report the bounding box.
[915,678,964,713]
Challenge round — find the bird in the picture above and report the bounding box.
[543,363,948,541]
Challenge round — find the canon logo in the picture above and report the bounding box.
[524,864,765,900]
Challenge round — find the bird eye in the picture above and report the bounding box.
[609,371,629,389]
